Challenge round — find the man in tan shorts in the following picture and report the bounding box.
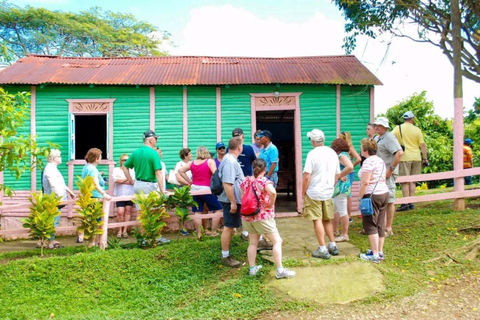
[302,129,343,259]
[392,111,428,211]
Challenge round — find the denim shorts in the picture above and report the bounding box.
[192,194,223,212]
[220,202,242,228]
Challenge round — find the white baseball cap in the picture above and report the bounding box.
[373,117,390,128]
[403,111,415,119]
[307,129,325,142]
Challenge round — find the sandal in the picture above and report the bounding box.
[210,232,219,237]
[122,233,129,238]
[76,236,83,243]
[48,242,64,249]
[204,230,212,236]
[36,242,47,248]
[334,235,349,242]
[117,233,122,239]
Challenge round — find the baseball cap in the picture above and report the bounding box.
[232,128,244,137]
[465,138,473,144]
[257,130,273,139]
[143,130,159,139]
[306,129,325,142]
[373,117,390,128]
[403,111,415,119]
[216,142,225,149]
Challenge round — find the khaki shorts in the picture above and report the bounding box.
[242,218,278,235]
[386,175,397,204]
[399,161,421,176]
[302,195,334,221]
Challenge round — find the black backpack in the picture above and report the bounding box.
[210,169,223,195]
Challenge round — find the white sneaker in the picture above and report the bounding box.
[276,268,296,279]
[156,236,171,244]
[249,265,263,276]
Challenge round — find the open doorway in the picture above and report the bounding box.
[74,114,107,160]
[256,110,296,212]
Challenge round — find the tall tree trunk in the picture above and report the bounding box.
[452,0,465,210]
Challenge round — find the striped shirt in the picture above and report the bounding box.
[358,155,389,195]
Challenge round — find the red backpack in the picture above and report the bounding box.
[241,180,260,216]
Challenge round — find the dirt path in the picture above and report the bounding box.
[263,272,480,319]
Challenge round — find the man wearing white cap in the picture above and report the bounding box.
[373,117,404,237]
[392,111,428,211]
[302,129,343,259]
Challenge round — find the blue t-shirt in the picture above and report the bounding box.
[260,142,279,173]
[237,144,256,176]
[82,163,105,198]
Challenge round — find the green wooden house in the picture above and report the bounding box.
[0,55,381,232]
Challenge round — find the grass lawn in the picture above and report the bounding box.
[0,187,479,319]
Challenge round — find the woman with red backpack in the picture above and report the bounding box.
[240,158,295,279]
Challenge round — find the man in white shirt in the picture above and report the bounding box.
[302,129,342,259]
[42,149,75,249]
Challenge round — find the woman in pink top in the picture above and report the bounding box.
[178,146,222,239]
[357,139,389,264]
[240,159,295,279]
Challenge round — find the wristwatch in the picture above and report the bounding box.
[389,165,396,171]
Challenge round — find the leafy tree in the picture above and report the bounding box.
[333,0,480,83]
[381,91,454,182]
[21,191,62,256]
[0,2,170,62]
[0,88,54,203]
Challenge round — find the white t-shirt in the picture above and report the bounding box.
[113,167,135,197]
[303,146,340,200]
[161,161,167,192]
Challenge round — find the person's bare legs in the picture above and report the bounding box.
[211,210,221,234]
[313,220,326,246]
[264,233,283,268]
[323,219,335,242]
[378,236,385,253]
[367,233,379,255]
[247,233,260,266]
[193,213,203,239]
[409,182,416,198]
[333,212,340,234]
[123,205,132,234]
[116,206,125,237]
[221,226,234,251]
[386,203,395,232]
[401,182,410,198]
[340,214,349,238]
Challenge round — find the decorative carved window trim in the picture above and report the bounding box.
[255,96,295,107]
[66,99,115,114]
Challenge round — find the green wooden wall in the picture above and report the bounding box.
[2,83,371,191]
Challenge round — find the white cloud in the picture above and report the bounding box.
[173,4,480,118]
[172,5,344,57]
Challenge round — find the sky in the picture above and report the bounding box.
[13,0,480,119]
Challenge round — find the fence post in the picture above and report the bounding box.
[100,199,110,250]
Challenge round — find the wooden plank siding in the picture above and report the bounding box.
[186,86,217,155]
[340,85,372,179]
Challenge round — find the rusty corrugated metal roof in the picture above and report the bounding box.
[0,55,382,86]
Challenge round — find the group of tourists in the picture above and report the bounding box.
[40,110,442,272]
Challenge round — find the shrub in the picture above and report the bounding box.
[21,191,62,256]
[75,176,104,252]
[133,191,170,248]
[170,186,197,239]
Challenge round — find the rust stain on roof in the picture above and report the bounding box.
[0,55,382,86]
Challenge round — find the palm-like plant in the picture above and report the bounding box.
[170,186,197,239]
[21,192,62,256]
[75,176,104,252]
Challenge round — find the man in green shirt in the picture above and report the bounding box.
[123,130,170,244]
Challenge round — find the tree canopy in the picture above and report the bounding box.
[0,1,169,63]
[333,0,480,83]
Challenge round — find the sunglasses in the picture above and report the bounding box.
[121,159,128,162]
[217,147,226,150]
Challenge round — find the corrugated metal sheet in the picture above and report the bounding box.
[0,55,382,86]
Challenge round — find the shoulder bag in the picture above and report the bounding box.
[359,164,385,216]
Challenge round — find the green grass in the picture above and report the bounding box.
[0,186,479,318]
[0,237,303,320]
[347,198,480,302]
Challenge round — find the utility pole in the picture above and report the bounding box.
[451,0,465,210]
